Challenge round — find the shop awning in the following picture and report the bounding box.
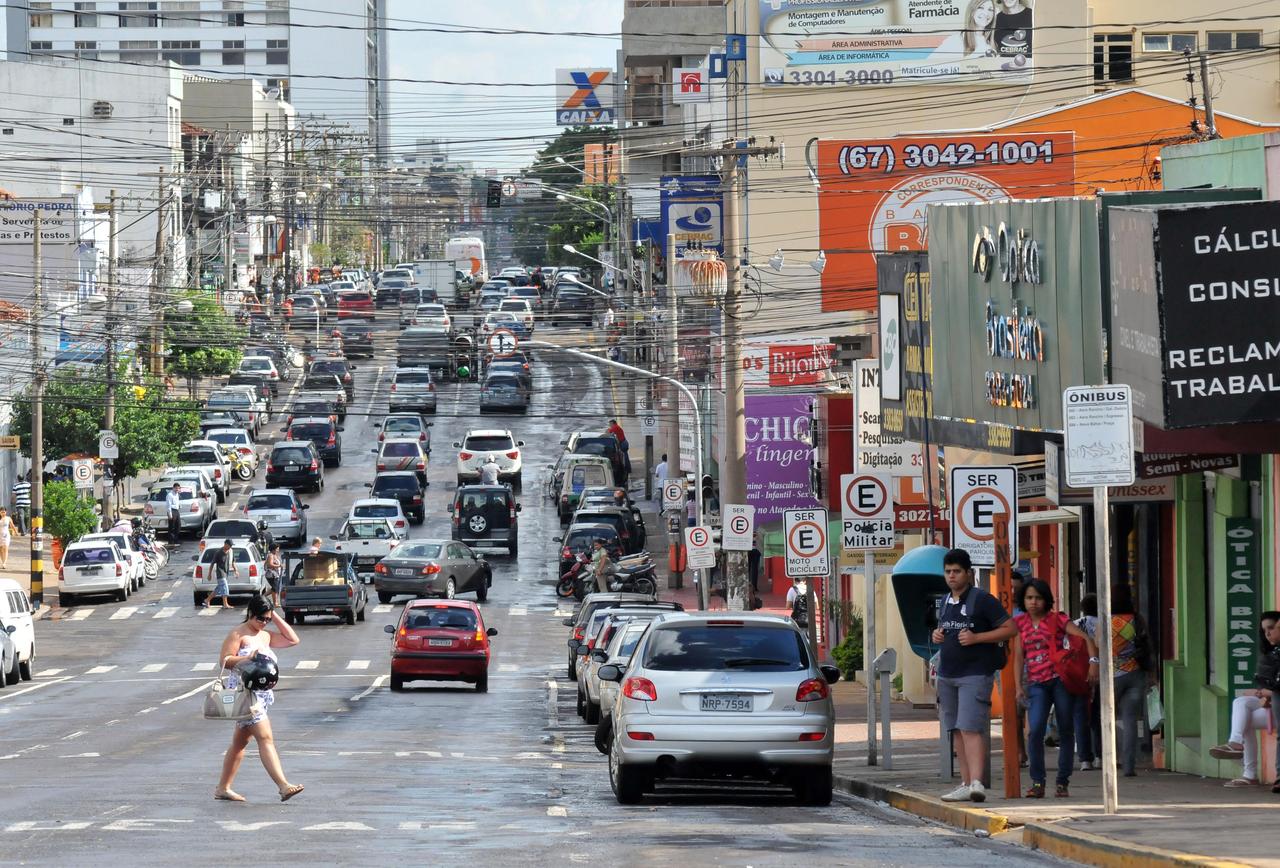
[1018,507,1081,526]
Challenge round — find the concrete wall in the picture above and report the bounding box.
[1162,132,1277,196]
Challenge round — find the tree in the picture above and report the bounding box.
[9,364,199,480]
[165,291,245,397]
[42,481,100,545]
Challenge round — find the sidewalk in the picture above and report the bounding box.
[831,680,1280,867]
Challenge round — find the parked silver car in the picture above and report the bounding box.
[599,612,839,806]
[143,482,214,536]
[577,609,662,724]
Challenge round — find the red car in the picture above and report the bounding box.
[384,600,496,692]
[336,290,374,319]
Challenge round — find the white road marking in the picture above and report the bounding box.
[198,607,219,617]
[5,822,93,832]
[160,590,173,601]
[295,660,319,670]
[510,607,528,616]
[215,821,289,832]
[546,806,568,817]
[191,661,216,672]
[345,659,370,670]
[109,607,138,621]
[34,668,64,677]
[59,752,100,758]
[372,604,392,614]
[160,680,214,705]
[140,663,167,674]
[61,731,87,741]
[349,674,386,701]
[398,821,477,831]
[86,665,116,675]
[498,664,518,672]
[153,607,179,619]
[67,609,93,621]
[137,707,157,715]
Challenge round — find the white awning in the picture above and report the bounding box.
[1018,507,1082,526]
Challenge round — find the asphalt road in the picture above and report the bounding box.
[0,310,1063,866]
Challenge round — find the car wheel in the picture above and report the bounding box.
[585,699,600,725]
[793,767,833,806]
[609,748,647,805]
[390,674,405,692]
[568,657,577,681]
[508,540,518,559]
[444,578,456,599]
[294,613,306,625]
[594,714,612,754]
[18,645,34,682]
[476,671,488,692]
[377,591,392,604]
[193,592,207,607]
[60,593,75,608]
[456,476,465,488]
[116,587,128,603]
[512,474,522,493]
[344,608,356,626]
[4,656,18,687]
[576,686,586,717]
[475,575,488,602]
[356,604,366,622]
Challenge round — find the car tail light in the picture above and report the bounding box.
[415,462,425,470]
[505,450,519,459]
[309,459,319,471]
[374,563,387,574]
[622,677,657,702]
[393,520,406,529]
[248,564,258,578]
[572,625,585,642]
[237,447,253,456]
[266,464,276,474]
[198,540,207,552]
[561,546,571,560]
[378,433,385,441]
[58,567,64,582]
[796,678,830,702]
[560,495,568,504]
[347,585,354,599]
[290,508,299,520]
[214,468,223,480]
[115,563,123,577]
[390,384,397,392]
[412,495,422,504]
[194,565,203,579]
[420,563,442,575]
[419,433,426,441]
[428,383,436,392]
[377,463,386,471]
[342,374,352,382]
[509,503,517,521]
[798,732,826,742]
[627,731,655,741]
[459,451,473,460]
[474,627,486,643]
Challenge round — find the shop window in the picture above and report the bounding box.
[161,39,200,65]
[75,2,98,27]
[1207,31,1262,51]
[265,39,288,65]
[222,39,244,65]
[1142,33,1197,54]
[1093,33,1133,82]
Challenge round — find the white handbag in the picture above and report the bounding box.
[202,670,262,722]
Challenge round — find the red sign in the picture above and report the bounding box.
[767,343,833,388]
[894,504,950,529]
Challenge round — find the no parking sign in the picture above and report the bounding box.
[949,465,1018,567]
[722,504,754,551]
[685,525,716,569]
[783,508,829,577]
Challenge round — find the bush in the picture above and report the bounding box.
[831,609,865,680]
[43,481,100,544]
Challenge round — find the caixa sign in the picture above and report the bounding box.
[973,223,1043,287]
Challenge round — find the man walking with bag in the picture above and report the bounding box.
[931,548,1016,803]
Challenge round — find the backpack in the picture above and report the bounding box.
[790,593,809,628]
[1047,613,1092,696]
[964,587,1008,671]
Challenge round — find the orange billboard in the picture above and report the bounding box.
[816,133,1076,311]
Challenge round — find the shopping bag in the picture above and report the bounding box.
[1146,686,1164,732]
[202,671,261,721]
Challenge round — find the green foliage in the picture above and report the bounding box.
[42,481,100,544]
[831,607,865,680]
[165,291,244,382]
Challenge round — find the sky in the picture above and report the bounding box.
[387,1,623,173]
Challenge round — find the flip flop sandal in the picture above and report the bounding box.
[1224,778,1258,788]
[214,790,246,802]
[279,784,304,802]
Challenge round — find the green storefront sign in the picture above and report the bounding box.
[1225,517,1260,694]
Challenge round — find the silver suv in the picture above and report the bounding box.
[600,612,839,806]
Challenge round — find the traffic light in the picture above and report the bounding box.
[486,180,502,208]
[701,474,715,508]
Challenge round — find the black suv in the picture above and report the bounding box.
[449,485,521,557]
[306,358,356,400]
[368,471,425,524]
[334,318,374,358]
[265,441,325,493]
[287,416,343,467]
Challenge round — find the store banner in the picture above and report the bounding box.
[759,0,1036,88]
[745,394,819,522]
[816,133,1075,310]
[739,333,835,389]
[1225,517,1259,694]
[660,175,723,256]
[1111,199,1280,428]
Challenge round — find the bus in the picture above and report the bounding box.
[445,237,487,287]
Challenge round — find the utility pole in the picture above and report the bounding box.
[101,191,118,524]
[1198,53,1219,139]
[223,140,235,301]
[663,233,682,478]
[149,170,167,377]
[29,211,45,608]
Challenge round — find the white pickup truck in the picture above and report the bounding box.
[330,518,400,577]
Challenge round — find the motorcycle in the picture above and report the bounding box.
[556,551,657,600]
[607,560,657,596]
[556,551,591,600]
[226,449,255,481]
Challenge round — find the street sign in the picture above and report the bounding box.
[639,412,659,435]
[783,508,829,577]
[685,525,716,569]
[486,328,518,357]
[661,478,686,511]
[722,504,754,551]
[1063,385,1136,488]
[71,458,95,490]
[839,472,895,550]
[949,466,1018,567]
[0,435,18,450]
[98,429,119,460]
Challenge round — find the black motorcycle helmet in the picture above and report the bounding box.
[239,653,279,691]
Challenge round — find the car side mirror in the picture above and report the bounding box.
[591,650,608,663]
[370,449,377,454]
[562,618,574,627]
[515,504,522,513]
[302,504,310,509]
[517,440,526,447]
[819,663,841,685]
[329,535,338,540]
[363,483,373,489]
[452,442,461,448]
[486,627,498,637]
[567,638,580,651]
[426,422,434,427]
[446,504,454,513]
[577,644,590,656]
[552,536,562,543]
[597,664,622,683]
[337,426,344,432]
[372,422,381,428]
[383,624,395,635]
[190,556,198,562]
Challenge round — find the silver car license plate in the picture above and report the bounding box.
[428,638,453,647]
[394,568,415,577]
[700,693,753,712]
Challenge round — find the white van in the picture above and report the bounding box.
[0,578,35,681]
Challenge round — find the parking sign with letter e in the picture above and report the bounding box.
[948,465,1018,567]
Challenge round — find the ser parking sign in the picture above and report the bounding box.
[783,508,829,578]
[948,465,1017,568]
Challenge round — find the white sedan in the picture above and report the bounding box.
[347,498,410,540]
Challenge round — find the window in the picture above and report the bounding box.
[75,40,99,59]
[1207,31,1262,52]
[118,2,159,28]
[29,3,53,28]
[265,39,288,65]
[265,0,288,25]
[29,41,54,53]
[1093,33,1133,83]
[222,39,244,65]
[223,0,243,26]
[161,1,199,26]
[118,39,159,61]
[75,2,98,27]
[161,39,200,65]
[1142,33,1197,53]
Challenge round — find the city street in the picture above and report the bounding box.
[0,315,1056,866]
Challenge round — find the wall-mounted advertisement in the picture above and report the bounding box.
[660,175,723,256]
[759,0,1036,88]
[816,133,1075,311]
[745,394,819,522]
[555,68,615,126]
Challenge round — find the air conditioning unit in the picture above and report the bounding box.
[92,101,113,119]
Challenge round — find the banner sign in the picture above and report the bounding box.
[855,359,921,476]
[817,134,1075,310]
[660,175,723,256]
[745,393,819,522]
[1226,518,1260,694]
[759,0,1036,88]
[555,69,615,126]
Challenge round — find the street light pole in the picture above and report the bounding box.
[29,211,45,608]
[102,191,118,523]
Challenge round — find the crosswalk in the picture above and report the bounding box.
[49,603,547,622]
[30,657,558,680]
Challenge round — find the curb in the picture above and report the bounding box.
[834,773,1251,868]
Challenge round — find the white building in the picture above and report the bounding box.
[6,0,388,159]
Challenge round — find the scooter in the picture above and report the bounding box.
[556,551,591,600]
[607,561,657,596]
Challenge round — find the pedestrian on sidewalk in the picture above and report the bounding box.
[1209,611,1280,788]
[1110,584,1153,777]
[1073,593,1102,771]
[0,507,14,569]
[931,548,1016,804]
[607,418,631,477]
[11,473,31,535]
[165,483,182,545]
[214,594,303,803]
[651,454,668,501]
[206,540,237,609]
[1012,578,1099,798]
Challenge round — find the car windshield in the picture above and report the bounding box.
[207,432,246,446]
[487,313,517,323]
[566,528,613,549]
[405,607,477,631]
[206,394,249,408]
[241,359,271,370]
[292,401,332,415]
[200,547,253,564]
[310,362,348,376]
[178,448,219,464]
[459,492,507,511]
[464,435,513,451]
[396,543,442,559]
[384,418,421,434]
[149,488,194,502]
[63,547,116,565]
[396,371,432,385]
[290,423,332,440]
[383,442,419,457]
[484,377,521,390]
[498,301,526,310]
[576,437,617,455]
[272,447,313,465]
[372,476,419,495]
[416,305,445,315]
[578,513,626,534]
[643,625,809,672]
[354,503,398,518]
[247,493,293,511]
[347,522,392,539]
[207,520,256,537]
[291,296,317,307]
[340,292,371,303]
